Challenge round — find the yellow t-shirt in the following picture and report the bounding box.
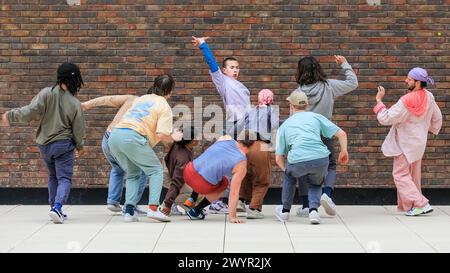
[114,94,173,147]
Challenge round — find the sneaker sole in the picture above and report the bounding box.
[147,215,171,222]
[49,211,64,224]
[320,199,337,216]
[107,205,123,213]
[422,209,434,214]
[209,210,229,214]
[247,215,264,219]
[124,218,139,222]
[310,219,321,225]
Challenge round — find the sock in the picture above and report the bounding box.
[221,197,229,205]
[309,208,318,213]
[193,198,211,215]
[323,187,333,198]
[301,195,309,209]
[54,202,62,212]
[125,204,135,215]
[190,191,199,202]
[149,205,158,212]
[282,208,290,213]
[239,198,246,203]
[250,207,261,212]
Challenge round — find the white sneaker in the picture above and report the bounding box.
[49,208,64,224]
[309,210,321,225]
[134,206,147,216]
[123,213,138,222]
[107,203,122,213]
[147,207,171,222]
[237,200,246,212]
[274,205,289,222]
[421,203,433,214]
[320,193,337,216]
[246,208,264,219]
[296,206,309,218]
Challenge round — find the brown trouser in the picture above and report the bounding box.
[239,141,272,211]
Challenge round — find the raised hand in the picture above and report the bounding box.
[191,36,210,47]
[334,55,347,65]
[376,85,385,103]
[171,130,184,142]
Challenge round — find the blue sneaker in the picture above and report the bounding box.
[187,208,206,220]
[49,208,64,224]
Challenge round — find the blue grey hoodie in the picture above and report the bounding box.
[294,62,358,119]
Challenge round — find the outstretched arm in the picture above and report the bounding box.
[192,36,226,97]
[192,36,219,73]
[373,86,408,126]
[82,95,135,112]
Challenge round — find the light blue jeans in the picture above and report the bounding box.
[108,128,163,207]
[102,131,146,206]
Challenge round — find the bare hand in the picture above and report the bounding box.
[191,36,210,47]
[75,147,84,158]
[81,103,88,112]
[171,130,184,142]
[1,112,9,127]
[229,217,245,224]
[334,55,347,65]
[338,150,349,165]
[376,86,385,102]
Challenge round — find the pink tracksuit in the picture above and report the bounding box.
[374,89,442,211]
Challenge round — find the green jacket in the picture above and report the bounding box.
[7,85,85,149]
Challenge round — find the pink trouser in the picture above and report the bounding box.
[392,154,428,211]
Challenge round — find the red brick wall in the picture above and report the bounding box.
[0,1,448,188]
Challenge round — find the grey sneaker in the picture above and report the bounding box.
[107,203,123,213]
[208,200,229,214]
[123,212,139,222]
[246,208,264,219]
[170,204,185,216]
[296,206,309,218]
[237,200,246,212]
[274,205,289,222]
[320,193,337,216]
[309,210,321,225]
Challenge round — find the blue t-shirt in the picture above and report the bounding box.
[276,111,340,164]
[193,140,246,185]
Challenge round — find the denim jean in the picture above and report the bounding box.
[297,137,337,196]
[282,157,329,210]
[108,128,163,207]
[38,139,75,206]
[102,131,146,206]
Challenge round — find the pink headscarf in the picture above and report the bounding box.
[258,89,274,106]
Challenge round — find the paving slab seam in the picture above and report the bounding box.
[383,206,438,253]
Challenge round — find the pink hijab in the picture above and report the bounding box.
[258,89,274,106]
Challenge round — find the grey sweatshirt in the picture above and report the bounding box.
[294,61,358,119]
